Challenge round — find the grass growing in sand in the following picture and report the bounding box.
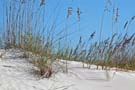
[0,0,135,79]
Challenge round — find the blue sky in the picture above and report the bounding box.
[0,0,135,46]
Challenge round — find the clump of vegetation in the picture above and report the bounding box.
[1,0,135,79]
[2,0,57,78]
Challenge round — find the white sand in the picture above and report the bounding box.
[0,49,135,90]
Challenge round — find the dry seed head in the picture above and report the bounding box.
[132,37,135,46]
[77,8,82,22]
[124,21,128,29]
[104,0,112,12]
[131,16,135,21]
[122,34,134,47]
[67,7,72,18]
[40,0,45,6]
[107,0,112,5]
[90,31,96,39]
[115,8,120,23]
[20,0,25,4]
[79,36,82,43]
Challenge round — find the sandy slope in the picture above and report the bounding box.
[0,49,135,90]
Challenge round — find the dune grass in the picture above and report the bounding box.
[0,0,135,78]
